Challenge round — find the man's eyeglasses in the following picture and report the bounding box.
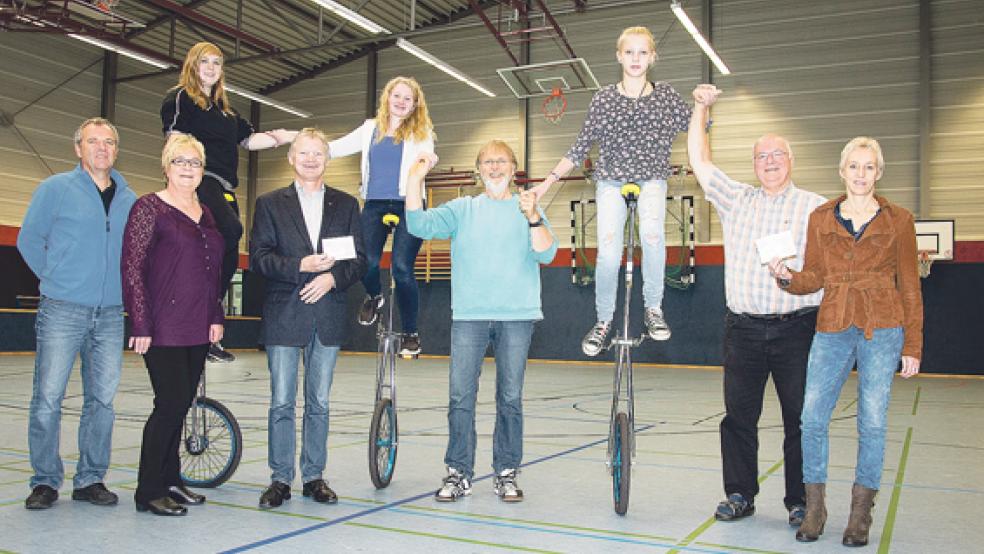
[755,150,788,162]
[171,157,204,168]
[480,158,511,167]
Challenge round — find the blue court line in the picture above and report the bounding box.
[221,424,655,553]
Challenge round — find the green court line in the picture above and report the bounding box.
[878,426,913,554]
[345,522,560,553]
[693,541,790,554]
[668,459,785,554]
[911,386,921,415]
[840,397,858,412]
[207,499,328,521]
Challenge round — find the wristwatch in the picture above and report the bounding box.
[528,217,544,228]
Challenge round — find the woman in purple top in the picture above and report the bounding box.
[122,133,224,517]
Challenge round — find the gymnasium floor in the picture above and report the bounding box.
[0,351,981,553]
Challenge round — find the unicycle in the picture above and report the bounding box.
[180,370,243,487]
[368,213,409,489]
[605,183,646,515]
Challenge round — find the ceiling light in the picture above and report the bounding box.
[307,0,388,34]
[670,0,731,75]
[225,84,313,118]
[396,39,496,97]
[68,34,174,69]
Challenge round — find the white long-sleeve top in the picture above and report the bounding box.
[328,119,435,199]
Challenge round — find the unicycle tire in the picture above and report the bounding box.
[613,411,631,515]
[180,396,242,488]
[369,398,398,489]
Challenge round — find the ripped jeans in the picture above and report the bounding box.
[594,179,667,321]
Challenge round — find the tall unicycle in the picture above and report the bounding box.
[606,183,645,515]
[180,371,243,488]
[368,213,410,489]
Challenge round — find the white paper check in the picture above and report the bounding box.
[321,236,357,261]
[754,230,797,265]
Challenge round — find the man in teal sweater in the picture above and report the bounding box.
[17,118,137,510]
[405,140,557,503]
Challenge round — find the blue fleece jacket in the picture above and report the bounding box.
[17,164,137,307]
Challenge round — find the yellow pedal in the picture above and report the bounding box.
[382,214,400,227]
[620,183,641,199]
[399,353,418,360]
[223,193,236,202]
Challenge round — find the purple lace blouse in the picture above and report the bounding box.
[122,193,224,346]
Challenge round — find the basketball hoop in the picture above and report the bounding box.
[95,0,120,13]
[542,87,567,124]
[918,250,934,278]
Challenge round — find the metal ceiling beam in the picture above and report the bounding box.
[468,0,520,66]
[262,39,394,95]
[125,0,214,39]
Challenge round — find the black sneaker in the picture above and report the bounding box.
[714,493,755,521]
[71,482,118,506]
[358,294,384,326]
[25,485,58,510]
[302,479,338,504]
[259,481,291,509]
[492,469,523,503]
[434,468,472,502]
[401,333,421,357]
[207,342,235,363]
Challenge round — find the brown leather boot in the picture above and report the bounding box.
[843,483,877,547]
[796,483,827,542]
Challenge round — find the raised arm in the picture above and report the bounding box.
[687,84,722,191]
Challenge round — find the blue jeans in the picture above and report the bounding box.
[594,179,667,321]
[266,334,339,485]
[360,200,423,333]
[801,326,904,490]
[29,296,123,490]
[445,320,533,479]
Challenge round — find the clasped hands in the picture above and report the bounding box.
[299,253,337,304]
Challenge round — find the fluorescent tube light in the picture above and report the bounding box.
[69,34,174,69]
[670,0,731,75]
[225,84,313,118]
[396,38,496,97]
[307,0,388,34]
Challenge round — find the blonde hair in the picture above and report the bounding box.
[161,133,205,171]
[474,139,518,169]
[173,42,234,115]
[616,26,658,59]
[288,127,329,158]
[839,136,885,176]
[374,76,434,145]
[74,117,119,145]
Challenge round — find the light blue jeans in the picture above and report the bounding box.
[445,320,534,479]
[266,334,339,485]
[801,326,904,490]
[594,179,667,321]
[29,296,124,490]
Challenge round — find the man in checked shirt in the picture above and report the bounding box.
[688,84,826,527]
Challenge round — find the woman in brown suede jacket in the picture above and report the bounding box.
[770,136,922,547]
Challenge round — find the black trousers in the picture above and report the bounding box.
[135,344,208,503]
[196,175,243,296]
[720,309,817,508]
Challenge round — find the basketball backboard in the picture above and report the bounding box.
[914,219,954,261]
[497,58,600,99]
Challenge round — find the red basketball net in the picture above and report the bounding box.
[542,87,567,124]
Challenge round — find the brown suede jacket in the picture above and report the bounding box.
[785,194,923,359]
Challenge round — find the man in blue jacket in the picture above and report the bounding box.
[17,118,137,510]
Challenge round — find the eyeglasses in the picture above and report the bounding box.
[755,150,788,162]
[480,158,511,167]
[171,157,204,168]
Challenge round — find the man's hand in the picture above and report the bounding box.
[408,153,438,181]
[129,336,151,355]
[767,257,793,280]
[300,253,335,273]
[900,356,920,378]
[693,84,722,106]
[519,190,540,222]
[300,273,335,304]
[209,324,224,344]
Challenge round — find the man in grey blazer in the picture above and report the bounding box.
[249,128,367,509]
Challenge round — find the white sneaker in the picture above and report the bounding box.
[434,467,472,502]
[581,321,612,356]
[493,469,523,503]
[645,307,671,341]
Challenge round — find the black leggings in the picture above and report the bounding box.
[196,176,243,296]
[135,344,208,503]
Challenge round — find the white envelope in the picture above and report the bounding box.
[755,230,797,265]
[321,236,357,261]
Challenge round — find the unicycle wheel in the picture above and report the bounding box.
[180,396,242,488]
[612,412,631,515]
[368,398,398,489]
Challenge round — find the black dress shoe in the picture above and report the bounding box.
[136,496,187,516]
[25,485,58,510]
[302,479,338,504]
[169,484,206,505]
[259,482,291,509]
[72,483,119,506]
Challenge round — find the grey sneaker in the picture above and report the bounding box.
[493,469,523,503]
[644,307,671,341]
[581,321,612,356]
[358,294,384,326]
[435,467,472,502]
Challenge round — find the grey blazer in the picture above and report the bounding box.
[249,184,366,347]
